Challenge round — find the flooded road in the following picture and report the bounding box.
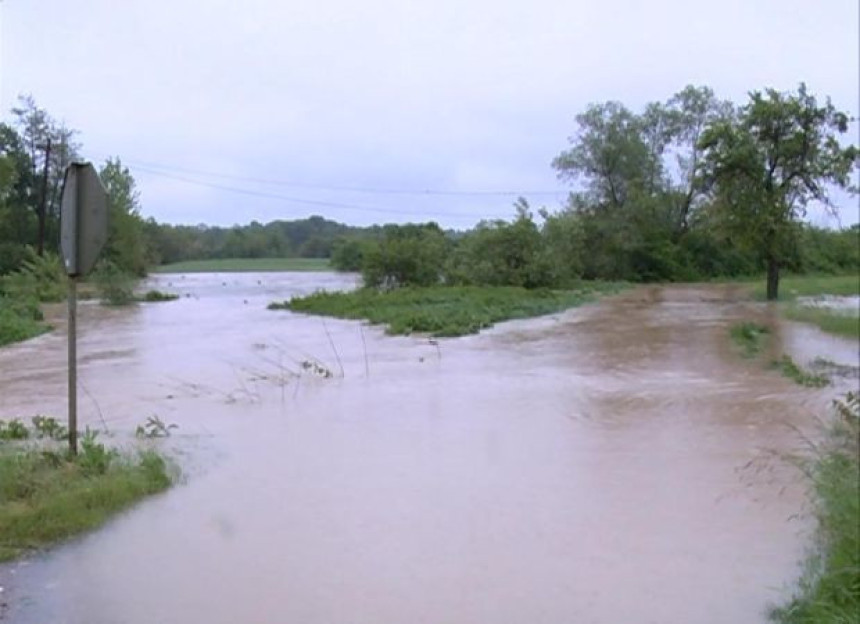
[1,274,857,623]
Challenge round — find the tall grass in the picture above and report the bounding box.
[274,283,625,337]
[771,393,860,623]
[0,431,173,562]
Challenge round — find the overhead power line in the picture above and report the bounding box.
[129,165,521,219]
[87,154,570,198]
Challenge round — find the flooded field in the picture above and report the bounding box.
[1,273,857,623]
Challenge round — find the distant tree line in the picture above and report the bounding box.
[1,86,857,299]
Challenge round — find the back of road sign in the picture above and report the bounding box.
[60,162,108,277]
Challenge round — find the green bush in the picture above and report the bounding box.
[92,260,136,306]
[0,248,66,303]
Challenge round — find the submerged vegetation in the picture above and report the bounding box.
[729,321,770,357]
[771,355,830,388]
[276,284,624,337]
[784,305,859,340]
[771,393,860,623]
[0,421,174,562]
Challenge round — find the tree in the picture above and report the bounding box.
[10,95,80,255]
[699,84,858,299]
[99,158,150,276]
[361,223,448,288]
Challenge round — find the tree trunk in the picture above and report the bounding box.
[766,256,780,301]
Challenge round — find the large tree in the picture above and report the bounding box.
[10,95,80,255]
[699,84,858,299]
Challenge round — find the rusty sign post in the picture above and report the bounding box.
[60,162,108,455]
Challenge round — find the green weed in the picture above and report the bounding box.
[729,321,770,357]
[139,290,179,303]
[273,284,625,337]
[0,419,30,440]
[770,393,860,622]
[772,355,830,388]
[135,415,178,438]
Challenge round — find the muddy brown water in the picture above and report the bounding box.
[1,274,858,623]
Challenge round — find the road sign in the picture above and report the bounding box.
[60,162,108,277]
[59,162,108,454]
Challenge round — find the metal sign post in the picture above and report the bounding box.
[60,163,108,455]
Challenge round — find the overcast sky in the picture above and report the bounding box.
[0,0,857,228]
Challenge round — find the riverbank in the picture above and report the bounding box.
[273,283,626,337]
[770,393,859,622]
[0,420,174,563]
[749,274,858,340]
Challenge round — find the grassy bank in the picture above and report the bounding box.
[783,305,859,340]
[771,393,859,622]
[152,257,332,273]
[752,274,860,300]
[0,424,173,562]
[745,274,859,340]
[273,283,625,337]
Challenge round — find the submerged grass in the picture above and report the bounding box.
[729,321,770,357]
[771,355,830,388]
[771,393,860,623]
[0,431,173,562]
[784,305,859,340]
[274,283,626,337]
[153,258,331,273]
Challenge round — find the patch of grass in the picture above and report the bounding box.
[0,432,173,562]
[771,355,830,388]
[784,305,859,340]
[751,274,860,301]
[152,258,332,273]
[138,290,179,303]
[273,283,626,337]
[770,393,859,623]
[729,321,770,357]
[0,296,49,347]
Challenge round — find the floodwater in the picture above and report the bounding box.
[1,274,857,624]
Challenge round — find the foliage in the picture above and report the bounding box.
[0,247,66,303]
[279,283,625,337]
[135,415,178,438]
[329,238,367,271]
[92,260,136,306]
[31,415,68,441]
[771,355,830,387]
[0,419,30,440]
[99,158,152,276]
[361,223,449,288]
[0,295,48,346]
[729,321,770,357]
[699,84,859,300]
[139,290,179,302]
[770,393,859,623]
[0,440,173,561]
[446,202,551,288]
